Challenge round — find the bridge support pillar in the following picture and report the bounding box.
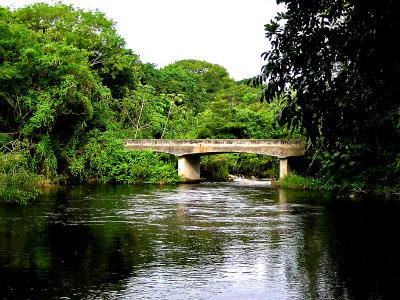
[279,158,291,179]
[178,155,201,182]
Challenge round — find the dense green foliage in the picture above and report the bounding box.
[0,3,300,203]
[1,1,397,203]
[256,0,400,190]
[69,131,179,184]
[0,145,40,204]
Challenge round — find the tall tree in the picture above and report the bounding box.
[255,0,400,187]
[0,3,142,177]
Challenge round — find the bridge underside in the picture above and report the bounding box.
[177,155,291,182]
[123,139,304,182]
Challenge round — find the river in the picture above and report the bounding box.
[1,181,399,299]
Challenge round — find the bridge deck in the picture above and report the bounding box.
[123,139,305,158]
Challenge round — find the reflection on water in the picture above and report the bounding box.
[1,183,400,299]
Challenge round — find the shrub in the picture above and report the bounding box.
[228,154,279,178]
[69,131,179,184]
[201,153,279,181]
[0,152,40,204]
[201,155,231,181]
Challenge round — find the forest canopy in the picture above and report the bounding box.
[0,2,298,203]
[2,1,398,204]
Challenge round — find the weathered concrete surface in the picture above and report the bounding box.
[279,158,291,179]
[178,155,201,181]
[123,139,305,158]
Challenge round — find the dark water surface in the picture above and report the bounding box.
[1,182,400,299]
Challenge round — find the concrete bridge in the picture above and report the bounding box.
[123,139,305,182]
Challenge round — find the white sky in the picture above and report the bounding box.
[1,0,282,80]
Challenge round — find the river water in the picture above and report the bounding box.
[1,182,400,299]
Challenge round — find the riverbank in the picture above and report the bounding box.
[3,172,399,205]
[279,173,322,190]
[279,173,400,200]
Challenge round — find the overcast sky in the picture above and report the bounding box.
[2,0,283,80]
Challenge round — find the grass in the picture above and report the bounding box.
[280,173,321,190]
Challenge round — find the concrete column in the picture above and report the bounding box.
[279,158,291,179]
[178,155,201,181]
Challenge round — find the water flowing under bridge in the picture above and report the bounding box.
[123,139,305,182]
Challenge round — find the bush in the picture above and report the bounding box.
[201,155,231,181]
[201,153,279,181]
[69,131,180,184]
[0,152,40,204]
[228,154,279,178]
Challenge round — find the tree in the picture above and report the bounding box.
[0,3,144,179]
[256,0,400,188]
[196,96,299,139]
[168,59,233,93]
[157,64,207,112]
